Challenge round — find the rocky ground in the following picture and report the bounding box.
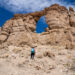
[0,45,75,75]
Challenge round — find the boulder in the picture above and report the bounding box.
[0,34,8,43]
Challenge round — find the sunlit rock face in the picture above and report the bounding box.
[69,7,75,27]
[0,4,75,49]
[69,7,75,49]
[45,4,70,29]
[44,4,72,48]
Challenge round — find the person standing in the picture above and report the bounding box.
[31,47,35,59]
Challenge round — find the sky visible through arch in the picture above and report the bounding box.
[0,0,75,33]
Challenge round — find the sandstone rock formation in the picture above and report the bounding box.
[45,4,70,29]
[0,4,75,49]
[69,7,75,27]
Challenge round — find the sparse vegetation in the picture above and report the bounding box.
[43,50,55,58]
[70,58,75,72]
[36,53,43,58]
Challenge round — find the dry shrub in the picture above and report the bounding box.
[70,58,75,72]
[43,50,55,58]
[13,47,22,53]
[65,58,75,73]
[36,53,43,58]
[35,65,41,70]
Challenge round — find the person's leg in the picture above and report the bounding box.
[32,53,34,59]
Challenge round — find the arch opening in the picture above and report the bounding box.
[36,16,48,33]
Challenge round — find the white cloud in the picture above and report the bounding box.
[0,0,75,13]
[0,0,51,13]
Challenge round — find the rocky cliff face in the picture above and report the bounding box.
[0,4,75,49]
[45,4,70,29]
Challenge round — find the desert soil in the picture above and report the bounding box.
[0,45,75,75]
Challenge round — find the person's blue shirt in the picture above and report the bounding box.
[31,48,35,53]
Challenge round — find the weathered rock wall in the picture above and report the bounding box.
[69,7,75,49]
[45,4,70,29]
[44,4,73,48]
[0,4,75,49]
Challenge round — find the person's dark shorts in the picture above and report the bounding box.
[31,52,35,59]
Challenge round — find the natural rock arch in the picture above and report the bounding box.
[0,4,75,49]
[36,16,48,33]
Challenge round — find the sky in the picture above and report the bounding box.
[0,0,75,33]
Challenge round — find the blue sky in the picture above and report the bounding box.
[0,0,75,33]
[0,7,13,27]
